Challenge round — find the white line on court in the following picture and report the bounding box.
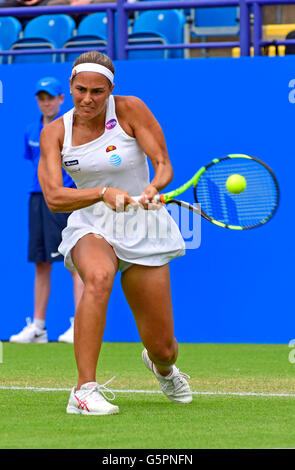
[0,385,295,398]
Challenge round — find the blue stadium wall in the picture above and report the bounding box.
[0,56,294,343]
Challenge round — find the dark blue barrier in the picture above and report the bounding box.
[0,57,294,343]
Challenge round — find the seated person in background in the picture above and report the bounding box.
[0,0,50,7]
[0,0,112,6]
[46,0,114,5]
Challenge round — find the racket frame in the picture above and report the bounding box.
[157,154,280,230]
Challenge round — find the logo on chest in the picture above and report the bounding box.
[109,154,122,167]
[64,159,79,167]
[106,145,121,166]
[106,145,117,152]
[105,119,117,130]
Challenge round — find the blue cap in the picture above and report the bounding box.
[35,77,63,97]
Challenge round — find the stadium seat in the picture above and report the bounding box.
[62,12,109,62]
[138,0,192,20]
[77,12,133,60]
[8,38,58,64]
[61,35,107,63]
[191,7,240,37]
[0,16,22,51]
[23,14,76,48]
[261,24,295,56]
[263,24,295,41]
[128,31,168,60]
[77,13,108,41]
[131,9,186,59]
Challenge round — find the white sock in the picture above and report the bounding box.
[34,319,45,330]
[155,366,173,379]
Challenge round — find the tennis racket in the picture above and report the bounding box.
[152,154,280,230]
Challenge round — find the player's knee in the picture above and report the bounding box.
[84,269,114,298]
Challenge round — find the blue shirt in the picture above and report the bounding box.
[24,112,75,193]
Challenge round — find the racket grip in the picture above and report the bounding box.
[132,194,163,203]
[131,196,142,203]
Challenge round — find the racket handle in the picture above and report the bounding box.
[131,196,142,203]
[132,194,164,203]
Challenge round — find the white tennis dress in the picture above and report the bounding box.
[58,95,185,272]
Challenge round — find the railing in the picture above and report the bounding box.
[252,0,295,55]
[0,3,117,59]
[117,0,249,58]
[0,0,295,61]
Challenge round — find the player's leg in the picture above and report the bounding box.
[71,269,84,309]
[66,234,120,415]
[121,263,177,373]
[58,270,84,344]
[121,263,192,403]
[70,234,118,389]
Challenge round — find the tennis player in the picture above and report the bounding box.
[38,52,192,415]
[10,77,84,344]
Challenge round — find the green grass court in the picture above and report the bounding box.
[0,342,295,449]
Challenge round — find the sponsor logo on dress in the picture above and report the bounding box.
[92,197,201,249]
[64,160,79,166]
[106,145,117,152]
[105,119,117,130]
[109,154,122,167]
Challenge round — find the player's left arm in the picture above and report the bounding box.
[119,96,174,201]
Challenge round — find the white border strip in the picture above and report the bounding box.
[0,386,295,397]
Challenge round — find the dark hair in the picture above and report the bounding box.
[72,51,115,86]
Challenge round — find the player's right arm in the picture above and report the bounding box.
[38,118,133,212]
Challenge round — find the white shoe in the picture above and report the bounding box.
[142,348,192,403]
[9,317,48,344]
[66,380,119,415]
[58,317,74,343]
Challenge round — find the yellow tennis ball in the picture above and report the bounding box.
[226,174,247,194]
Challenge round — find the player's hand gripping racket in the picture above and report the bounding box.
[149,154,279,230]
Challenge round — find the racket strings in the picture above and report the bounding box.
[195,159,279,227]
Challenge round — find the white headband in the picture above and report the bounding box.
[70,63,114,84]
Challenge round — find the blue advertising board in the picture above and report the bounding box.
[0,55,294,342]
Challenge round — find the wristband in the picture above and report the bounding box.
[100,186,108,201]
